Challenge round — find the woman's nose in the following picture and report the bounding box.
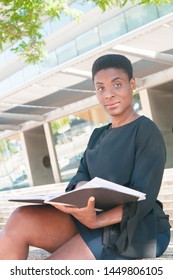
[104,90,115,99]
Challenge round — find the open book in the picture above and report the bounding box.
[8,177,146,210]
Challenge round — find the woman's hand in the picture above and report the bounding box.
[52,197,98,229]
[52,197,123,229]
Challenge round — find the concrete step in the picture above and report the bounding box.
[28,248,50,260]
[161,177,173,185]
[161,200,173,209]
[161,169,173,186]
[0,183,66,208]
[158,194,173,201]
[159,187,173,194]
[0,183,67,230]
[162,168,173,178]
[0,223,5,230]
[0,215,10,223]
[168,219,173,228]
[164,208,173,216]
[0,182,67,197]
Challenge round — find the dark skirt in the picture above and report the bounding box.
[72,217,170,260]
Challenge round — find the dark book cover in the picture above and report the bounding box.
[9,177,146,210]
[48,187,143,210]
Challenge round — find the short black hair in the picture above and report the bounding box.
[92,54,133,81]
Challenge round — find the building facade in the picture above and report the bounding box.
[0,1,173,191]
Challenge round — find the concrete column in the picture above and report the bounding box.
[20,131,34,187]
[139,87,173,168]
[44,122,61,183]
[147,88,173,169]
[22,125,55,186]
[138,89,153,120]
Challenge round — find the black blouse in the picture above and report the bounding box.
[66,116,170,258]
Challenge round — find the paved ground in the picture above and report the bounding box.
[28,248,50,260]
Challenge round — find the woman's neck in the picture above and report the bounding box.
[111,111,138,128]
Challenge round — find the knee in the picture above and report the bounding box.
[4,206,30,232]
[11,205,28,219]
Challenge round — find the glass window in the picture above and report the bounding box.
[99,13,127,43]
[39,51,58,73]
[0,78,11,94]
[9,70,24,87]
[157,3,173,16]
[125,4,158,32]
[0,52,6,67]
[4,46,17,62]
[71,0,94,12]
[56,40,77,64]
[133,91,142,115]
[76,28,101,55]
[50,14,71,33]
[41,20,53,37]
[51,106,109,182]
[23,64,40,81]
[0,136,29,191]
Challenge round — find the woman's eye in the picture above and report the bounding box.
[114,83,121,88]
[97,87,104,92]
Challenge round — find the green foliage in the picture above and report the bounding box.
[139,0,171,4]
[92,0,129,10]
[0,0,171,64]
[51,117,69,134]
[0,140,6,158]
[0,139,15,158]
[0,0,81,63]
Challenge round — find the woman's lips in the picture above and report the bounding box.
[105,102,120,109]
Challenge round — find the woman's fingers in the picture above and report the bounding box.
[87,196,95,209]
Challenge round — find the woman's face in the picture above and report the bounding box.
[93,68,136,117]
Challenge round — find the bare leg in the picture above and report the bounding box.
[46,234,95,260]
[0,204,78,260]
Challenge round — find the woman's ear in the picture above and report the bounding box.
[130,78,136,92]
